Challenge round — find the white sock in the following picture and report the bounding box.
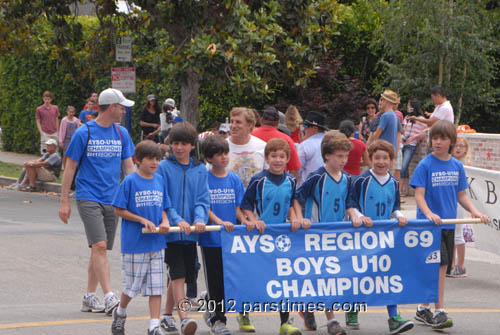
[85,292,96,298]
[105,292,114,300]
[149,319,160,331]
[434,309,445,316]
[117,306,127,317]
[418,305,430,312]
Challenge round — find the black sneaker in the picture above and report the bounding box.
[298,311,317,331]
[160,315,179,334]
[388,315,414,335]
[431,311,453,330]
[415,308,434,326]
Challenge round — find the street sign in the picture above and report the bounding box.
[112,67,136,93]
[116,36,132,62]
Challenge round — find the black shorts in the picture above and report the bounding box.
[165,242,197,283]
[440,229,455,266]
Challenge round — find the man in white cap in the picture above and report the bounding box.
[59,88,136,316]
[18,138,62,192]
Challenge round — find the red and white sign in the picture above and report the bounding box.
[112,67,136,93]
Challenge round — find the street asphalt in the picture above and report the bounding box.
[0,188,499,335]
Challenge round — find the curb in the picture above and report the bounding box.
[0,176,61,193]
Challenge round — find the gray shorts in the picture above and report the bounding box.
[76,200,118,250]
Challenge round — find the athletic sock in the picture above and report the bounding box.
[418,305,430,312]
[387,305,398,318]
[149,318,160,331]
[105,292,114,300]
[280,311,289,325]
[85,292,96,298]
[116,306,127,317]
[434,309,445,316]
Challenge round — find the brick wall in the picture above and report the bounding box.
[403,133,500,195]
[463,133,500,171]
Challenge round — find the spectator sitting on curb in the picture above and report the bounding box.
[17,139,62,192]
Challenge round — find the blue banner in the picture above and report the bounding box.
[220,221,441,313]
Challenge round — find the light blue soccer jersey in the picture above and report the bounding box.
[295,167,351,222]
[241,170,296,224]
[349,170,400,220]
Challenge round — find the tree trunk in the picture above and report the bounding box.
[180,65,201,128]
[456,63,467,125]
[438,0,445,85]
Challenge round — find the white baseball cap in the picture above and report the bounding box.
[164,98,175,108]
[98,88,135,107]
[45,139,58,146]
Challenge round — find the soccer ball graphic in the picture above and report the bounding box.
[275,234,292,252]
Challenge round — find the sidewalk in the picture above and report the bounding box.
[0,149,61,192]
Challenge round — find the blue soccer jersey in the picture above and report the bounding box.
[295,167,351,222]
[241,170,296,224]
[348,170,400,220]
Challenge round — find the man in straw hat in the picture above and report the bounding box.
[368,89,401,153]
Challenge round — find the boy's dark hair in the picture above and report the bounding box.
[134,140,163,162]
[201,135,229,159]
[429,120,457,153]
[168,121,198,145]
[339,120,355,138]
[363,98,378,114]
[321,130,352,161]
[367,140,395,160]
[431,85,446,97]
[265,138,289,158]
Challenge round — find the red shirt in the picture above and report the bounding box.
[290,129,301,143]
[251,126,302,171]
[344,138,366,176]
[35,104,60,134]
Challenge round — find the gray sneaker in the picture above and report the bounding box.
[160,315,179,335]
[211,320,232,335]
[105,293,120,316]
[111,309,126,335]
[80,294,105,313]
[148,326,165,335]
[180,318,197,335]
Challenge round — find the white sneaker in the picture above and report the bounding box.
[180,318,197,335]
[80,294,105,313]
[211,320,231,335]
[105,293,120,315]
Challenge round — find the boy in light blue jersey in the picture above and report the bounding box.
[410,120,489,330]
[241,138,309,335]
[348,140,414,335]
[294,131,353,334]
[200,135,246,335]
[112,140,171,335]
[157,122,209,335]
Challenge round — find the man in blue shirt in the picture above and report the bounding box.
[369,90,401,153]
[59,88,136,316]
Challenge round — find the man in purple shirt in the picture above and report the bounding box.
[36,90,60,153]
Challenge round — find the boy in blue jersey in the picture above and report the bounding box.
[410,121,488,330]
[157,122,210,335]
[200,135,246,335]
[294,131,352,334]
[348,140,414,335]
[111,140,171,335]
[241,138,307,335]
